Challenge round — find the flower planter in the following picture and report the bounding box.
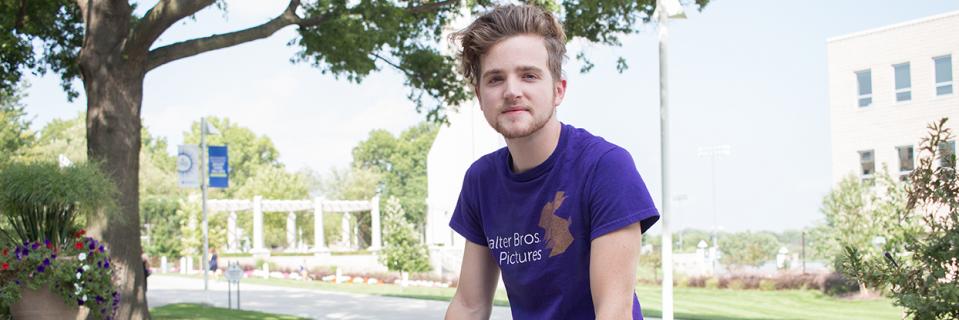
[10,284,88,320]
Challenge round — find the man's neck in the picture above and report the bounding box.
[505,119,562,174]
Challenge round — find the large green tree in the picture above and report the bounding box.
[718,231,779,270]
[0,0,709,317]
[183,117,282,198]
[841,119,957,319]
[352,122,437,228]
[0,84,32,167]
[317,165,382,247]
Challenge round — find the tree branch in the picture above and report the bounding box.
[372,53,412,77]
[146,0,323,72]
[408,0,457,14]
[128,0,217,55]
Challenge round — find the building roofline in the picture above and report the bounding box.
[827,10,959,43]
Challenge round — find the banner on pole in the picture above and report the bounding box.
[208,145,229,188]
[177,145,201,188]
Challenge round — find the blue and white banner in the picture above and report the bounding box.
[208,145,229,188]
[177,145,201,188]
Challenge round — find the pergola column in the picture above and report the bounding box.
[341,211,351,248]
[227,211,238,252]
[370,194,382,251]
[252,196,268,256]
[313,197,329,255]
[286,211,297,251]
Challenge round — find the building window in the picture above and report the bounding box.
[859,149,875,181]
[897,145,914,181]
[894,62,911,102]
[855,70,872,107]
[939,140,956,168]
[934,55,953,96]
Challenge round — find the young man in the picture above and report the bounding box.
[445,4,660,320]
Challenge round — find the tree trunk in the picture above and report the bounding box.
[80,38,150,320]
[78,1,151,318]
[84,64,150,320]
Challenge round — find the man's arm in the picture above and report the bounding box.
[446,241,500,320]
[590,221,644,320]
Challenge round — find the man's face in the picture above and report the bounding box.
[477,34,566,139]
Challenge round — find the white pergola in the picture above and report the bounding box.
[208,195,381,255]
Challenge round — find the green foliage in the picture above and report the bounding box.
[718,231,779,269]
[379,196,429,273]
[184,117,313,251]
[141,196,183,259]
[813,168,911,272]
[0,84,32,167]
[840,118,959,320]
[674,229,712,253]
[233,165,310,200]
[0,0,83,100]
[352,122,438,228]
[638,233,662,282]
[14,112,86,164]
[183,117,283,198]
[0,161,117,247]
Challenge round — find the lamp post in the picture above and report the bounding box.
[697,144,730,249]
[200,117,219,293]
[655,1,685,319]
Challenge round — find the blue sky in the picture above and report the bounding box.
[19,1,959,233]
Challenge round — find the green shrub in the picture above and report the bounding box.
[705,277,720,289]
[0,161,117,246]
[759,279,776,291]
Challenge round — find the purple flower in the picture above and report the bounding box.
[96,295,104,304]
[98,245,105,253]
[31,242,39,250]
[51,254,57,259]
[36,265,45,273]
[77,299,84,306]
[43,258,50,266]
[88,242,95,250]
[103,261,110,269]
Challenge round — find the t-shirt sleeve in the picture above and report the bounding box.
[587,147,660,240]
[449,167,487,246]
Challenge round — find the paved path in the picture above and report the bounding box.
[147,275,513,319]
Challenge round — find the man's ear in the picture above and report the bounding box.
[553,79,567,106]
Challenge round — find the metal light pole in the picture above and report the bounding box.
[656,1,685,319]
[201,117,210,293]
[696,145,730,250]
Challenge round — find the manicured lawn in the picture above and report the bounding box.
[633,285,903,320]
[165,274,903,319]
[152,303,309,320]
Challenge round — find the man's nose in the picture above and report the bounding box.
[502,75,522,100]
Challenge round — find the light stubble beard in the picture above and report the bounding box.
[491,96,556,139]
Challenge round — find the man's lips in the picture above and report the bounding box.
[502,107,528,114]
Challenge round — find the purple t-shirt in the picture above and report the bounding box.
[450,123,660,320]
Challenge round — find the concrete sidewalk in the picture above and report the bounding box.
[147,275,513,319]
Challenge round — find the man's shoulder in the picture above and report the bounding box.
[463,146,507,179]
[564,124,627,164]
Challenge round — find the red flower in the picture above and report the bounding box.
[2,263,8,270]
[2,248,7,256]
[75,242,84,250]
[46,242,53,249]
[75,229,86,238]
